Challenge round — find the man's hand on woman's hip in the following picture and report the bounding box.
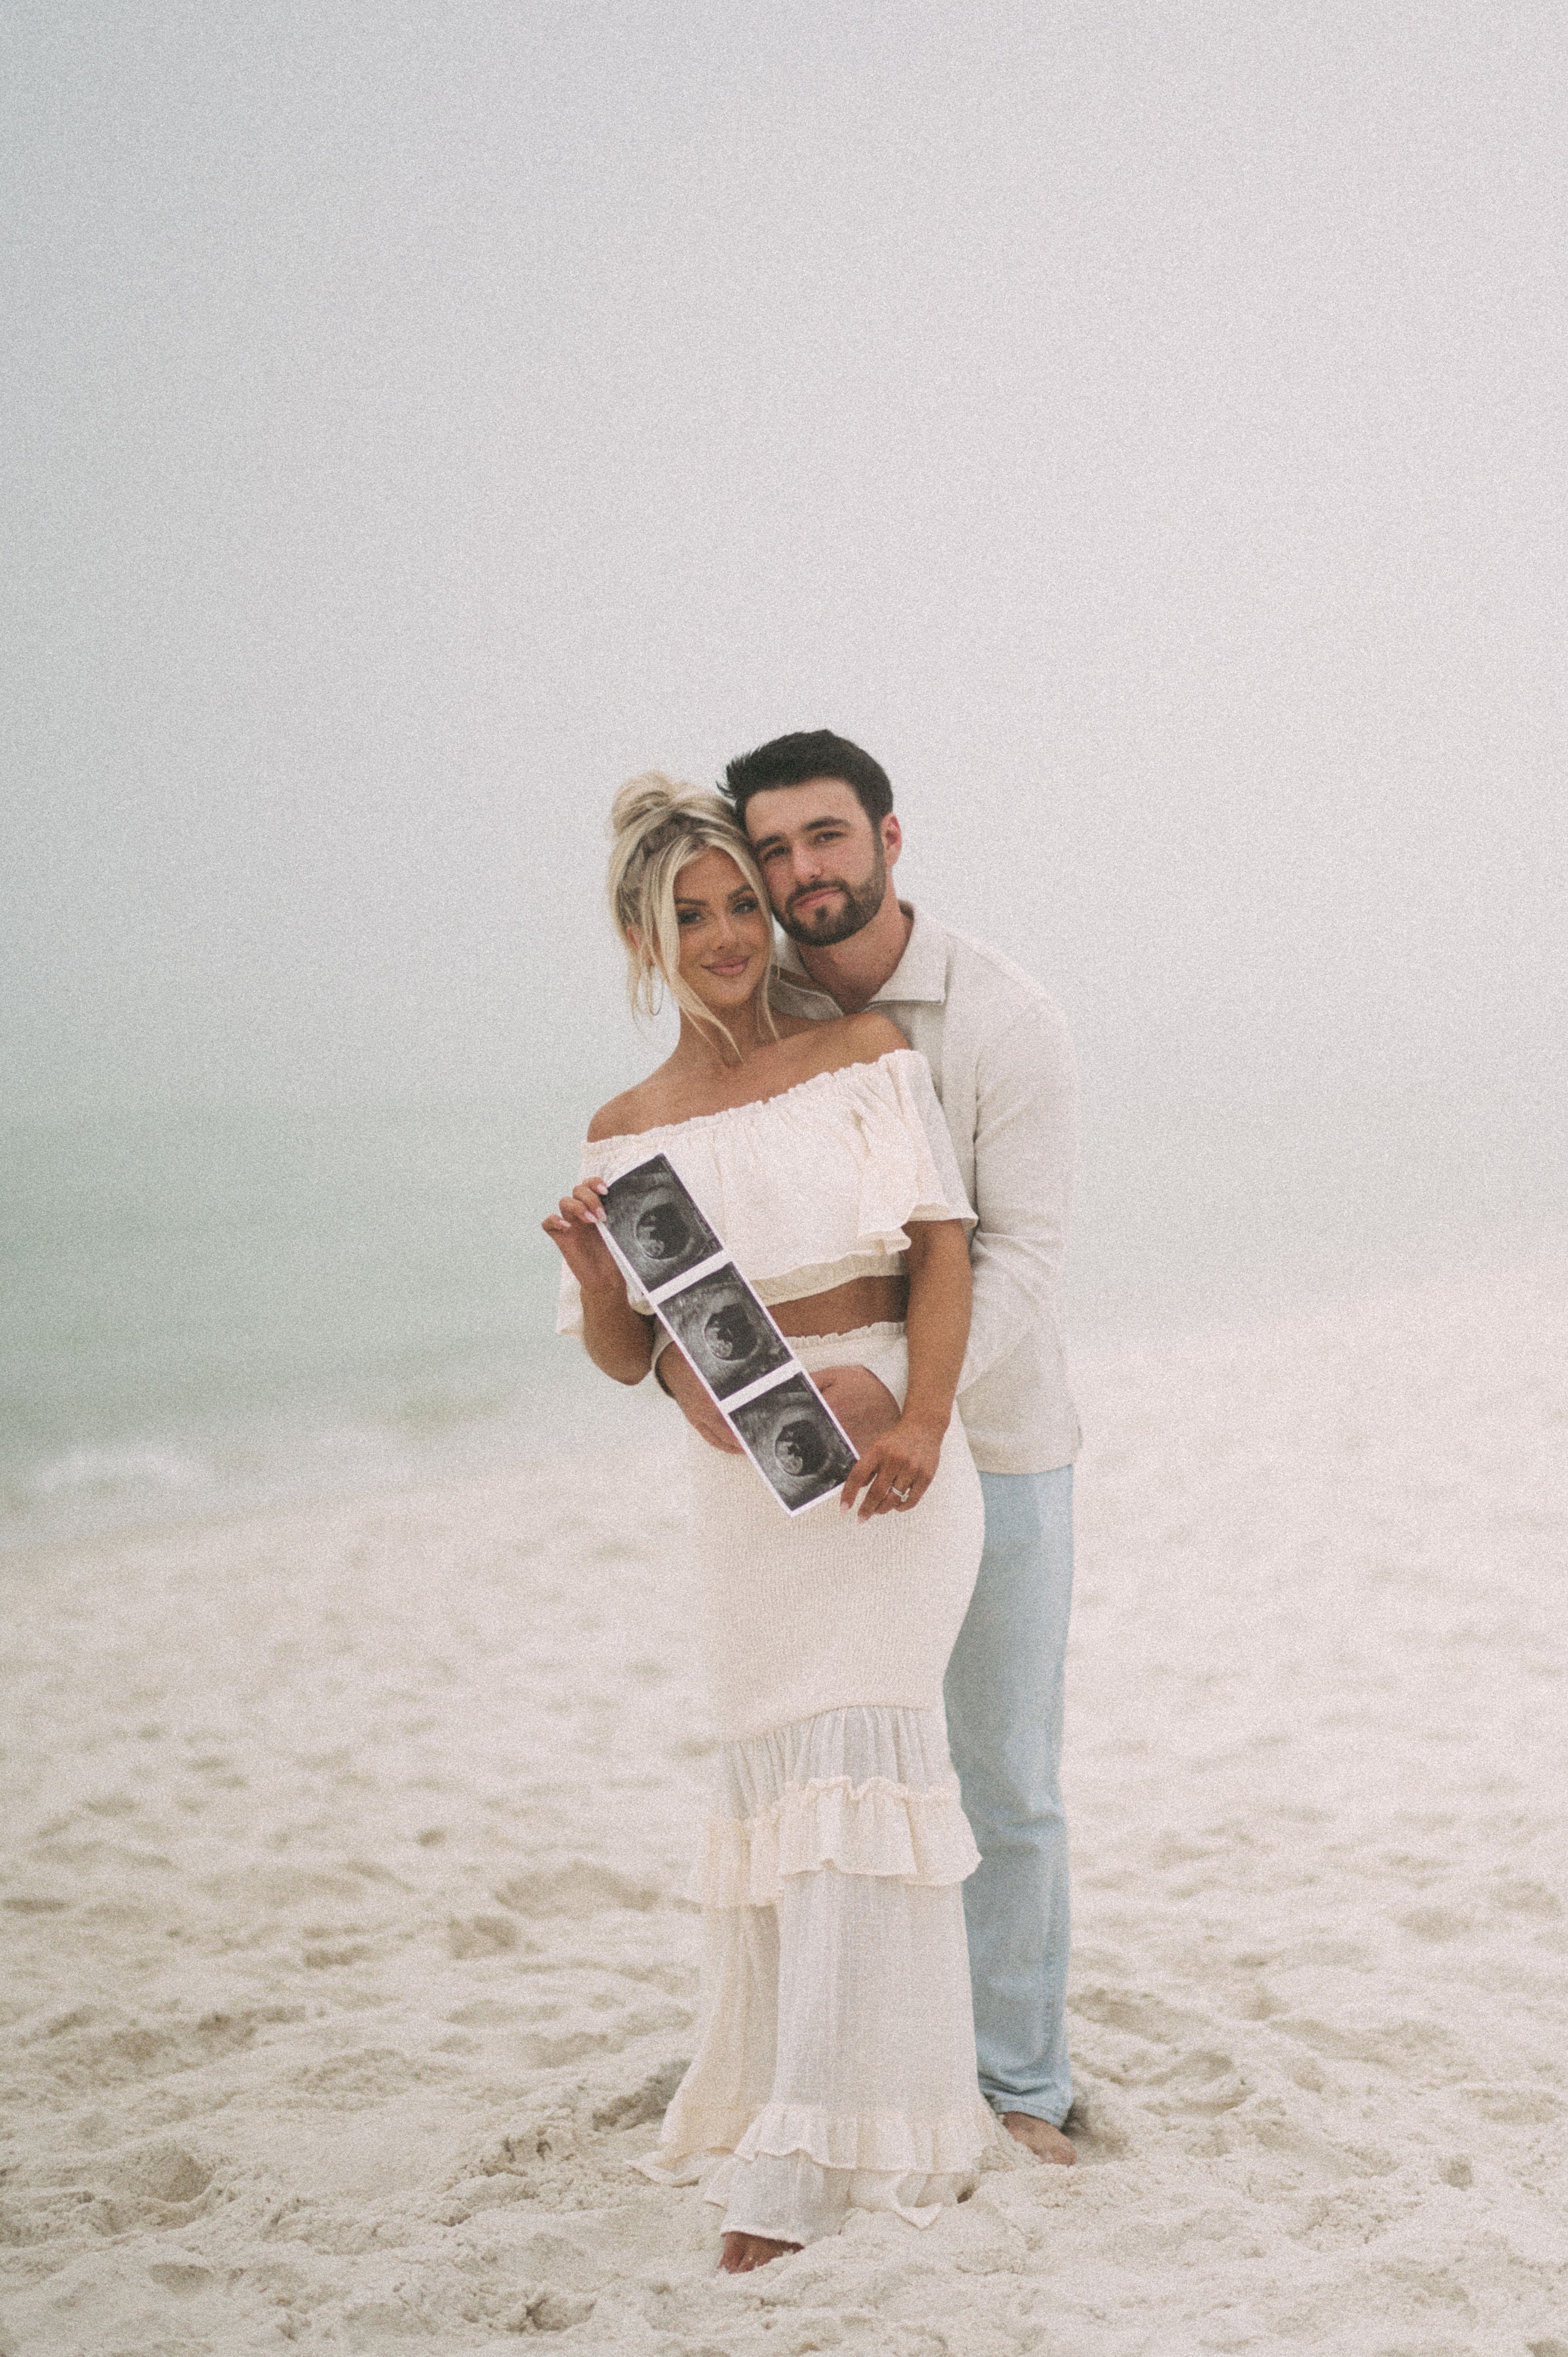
[812,1364,900,1447]
[657,1349,903,1469]
[816,1365,939,1520]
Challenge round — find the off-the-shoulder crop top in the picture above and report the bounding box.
[555,1047,975,1338]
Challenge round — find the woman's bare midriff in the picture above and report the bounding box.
[769,1275,908,1338]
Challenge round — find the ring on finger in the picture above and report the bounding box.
[889,1484,912,1503]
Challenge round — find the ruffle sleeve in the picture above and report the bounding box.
[551,1049,974,1340]
[850,1050,975,1252]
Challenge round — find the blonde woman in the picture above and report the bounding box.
[545,777,998,2271]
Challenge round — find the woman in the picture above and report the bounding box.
[545,775,998,2271]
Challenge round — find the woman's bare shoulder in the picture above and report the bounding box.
[805,1008,910,1072]
[585,1070,678,1143]
[585,1093,636,1145]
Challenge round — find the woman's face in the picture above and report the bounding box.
[670,848,773,1017]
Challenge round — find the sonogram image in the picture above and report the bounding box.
[728,1373,859,1512]
[598,1154,723,1292]
[655,1266,793,1401]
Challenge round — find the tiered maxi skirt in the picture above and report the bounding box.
[641,1325,1000,2246]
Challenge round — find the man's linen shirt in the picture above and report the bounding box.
[771,905,1080,1476]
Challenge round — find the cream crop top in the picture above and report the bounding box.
[555,1048,976,1339]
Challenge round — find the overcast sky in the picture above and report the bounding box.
[5,1,1564,1211]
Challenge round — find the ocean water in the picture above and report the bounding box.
[0,1103,614,1552]
[3,1084,1558,1553]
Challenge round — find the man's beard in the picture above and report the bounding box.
[778,845,886,945]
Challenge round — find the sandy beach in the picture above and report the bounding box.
[3,1256,1565,2356]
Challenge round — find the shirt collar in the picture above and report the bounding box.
[772,901,947,1007]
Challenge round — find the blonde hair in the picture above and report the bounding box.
[607,773,777,1050]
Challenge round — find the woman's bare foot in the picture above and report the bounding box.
[1002,2111,1076,2165]
[720,2231,802,2273]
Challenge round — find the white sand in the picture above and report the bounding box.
[3,1259,1565,2356]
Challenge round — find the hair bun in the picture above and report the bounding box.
[609,771,728,850]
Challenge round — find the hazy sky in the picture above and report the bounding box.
[5,1,1565,1178]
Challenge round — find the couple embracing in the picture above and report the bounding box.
[545,731,1080,2273]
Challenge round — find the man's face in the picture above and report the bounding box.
[742,778,898,946]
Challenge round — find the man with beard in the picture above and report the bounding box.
[653,729,1082,2166]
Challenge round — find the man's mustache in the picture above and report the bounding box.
[785,879,851,915]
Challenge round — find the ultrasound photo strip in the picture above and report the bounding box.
[654,1262,795,1404]
[594,1152,859,1515]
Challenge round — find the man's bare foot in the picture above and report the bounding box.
[1002,2111,1076,2166]
[720,2231,801,2273]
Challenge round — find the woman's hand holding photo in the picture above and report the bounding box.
[542,1178,615,1290]
[543,1180,654,1386]
[839,1408,945,1519]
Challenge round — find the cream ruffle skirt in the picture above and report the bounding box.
[640,1325,999,2246]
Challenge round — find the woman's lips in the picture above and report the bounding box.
[705,958,751,978]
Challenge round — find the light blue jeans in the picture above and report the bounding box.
[943,1466,1074,2127]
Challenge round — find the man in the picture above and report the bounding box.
[656,728,1081,2165]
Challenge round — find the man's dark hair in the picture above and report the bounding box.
[722,731,893,830]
